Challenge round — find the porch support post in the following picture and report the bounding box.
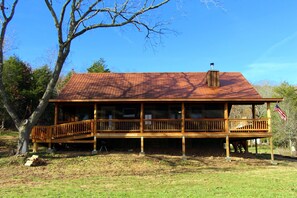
[48,103,58,153]
[182,136,186,159]
[255,139,258,155]
[92,103,98,155]
[224,102,229,133]
[182,102,185,134]
[252,104,257,154]
[54,103,58,126]
[267,102,274,162]
[33,142,38,153]
[224,103,230,161]
[140,103,145,155]
[140,136,145,155]
[181,103,186,159]
[270,137,274,161]
[225,135,231,161]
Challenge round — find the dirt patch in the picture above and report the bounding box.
[0,134,18,156]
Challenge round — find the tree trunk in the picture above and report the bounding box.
[0,118,4,129]
[16,123,33,155]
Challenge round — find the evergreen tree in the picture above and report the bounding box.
[87,58,110,73]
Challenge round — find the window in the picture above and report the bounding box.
[123,108,136,118]
[145,114,152,125]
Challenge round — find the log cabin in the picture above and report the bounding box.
[31,69,282,160]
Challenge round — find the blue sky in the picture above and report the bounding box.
[6,0,297,85]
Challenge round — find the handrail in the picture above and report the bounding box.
[229,118,268,132]
[54,119,93,138]
[185,118,225,132]
[31,118,270,141]
[97,119,140,132]
[144,119,181,132]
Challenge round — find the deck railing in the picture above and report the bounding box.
[144,119,181,132]
[229,119,268,132]
[54,120,93,138]
[31,126,53,141]
[97,119,140,132]
[32,118,270,141]
[185,119,225,132]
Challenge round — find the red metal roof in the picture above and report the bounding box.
[55,72,263,101]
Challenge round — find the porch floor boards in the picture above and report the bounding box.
[32,131,271,143]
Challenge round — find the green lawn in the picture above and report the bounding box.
[0,133,297,197]
[1,152,297,197]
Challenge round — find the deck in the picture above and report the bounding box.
[31,118,270,143]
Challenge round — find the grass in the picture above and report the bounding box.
[1,133,297,197]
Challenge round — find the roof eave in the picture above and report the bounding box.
[49,98,283,103]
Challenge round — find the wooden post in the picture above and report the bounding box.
[54,103,58,126]
[140,136,145,155]
[253,104,257,154]
[140,103,144,133]
[181,103,186,159]
[92,103,98,154]
[255,138,258,154]
[267,102,271,133]
[48,127,53,152]
[94,103,97,136]
[267,102,274,161]
[181,102,185,134]
[139,103,145,155]
[182,136,186,159]
[225,135,231,161]
[252,104,256,119]
[224,103,229,133]
[48,103,58,152]
[270,137,274,161]
[33,142,38,153]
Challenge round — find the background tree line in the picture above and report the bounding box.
[256,82,297,149]
[1,55,296,151]
[0,56,110,129]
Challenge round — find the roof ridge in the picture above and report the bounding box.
[68,71,242,75]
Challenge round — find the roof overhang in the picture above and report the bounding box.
[49,98,283,104]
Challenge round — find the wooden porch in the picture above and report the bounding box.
[31,101,275,160]
[31,118,270,142]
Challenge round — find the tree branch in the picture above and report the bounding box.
[71,0,170,42]
[0,0,20,128]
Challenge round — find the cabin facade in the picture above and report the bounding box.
[31,70,282,159]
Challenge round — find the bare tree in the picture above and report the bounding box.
[1,0,172,154]
[0,0,19,136]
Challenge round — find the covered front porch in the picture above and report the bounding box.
[31,100,275,160]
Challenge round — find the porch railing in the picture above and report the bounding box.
[144,119,181,132]
[229,119,268,132]
[31,126,53,141]
[54,120,93,138]
[31,118,270,141]
[31,120,93,141]
[185,119,225,132]
[97,119,140,132]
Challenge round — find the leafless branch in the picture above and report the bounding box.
[0,0,20,128]
[45,0,171,46]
